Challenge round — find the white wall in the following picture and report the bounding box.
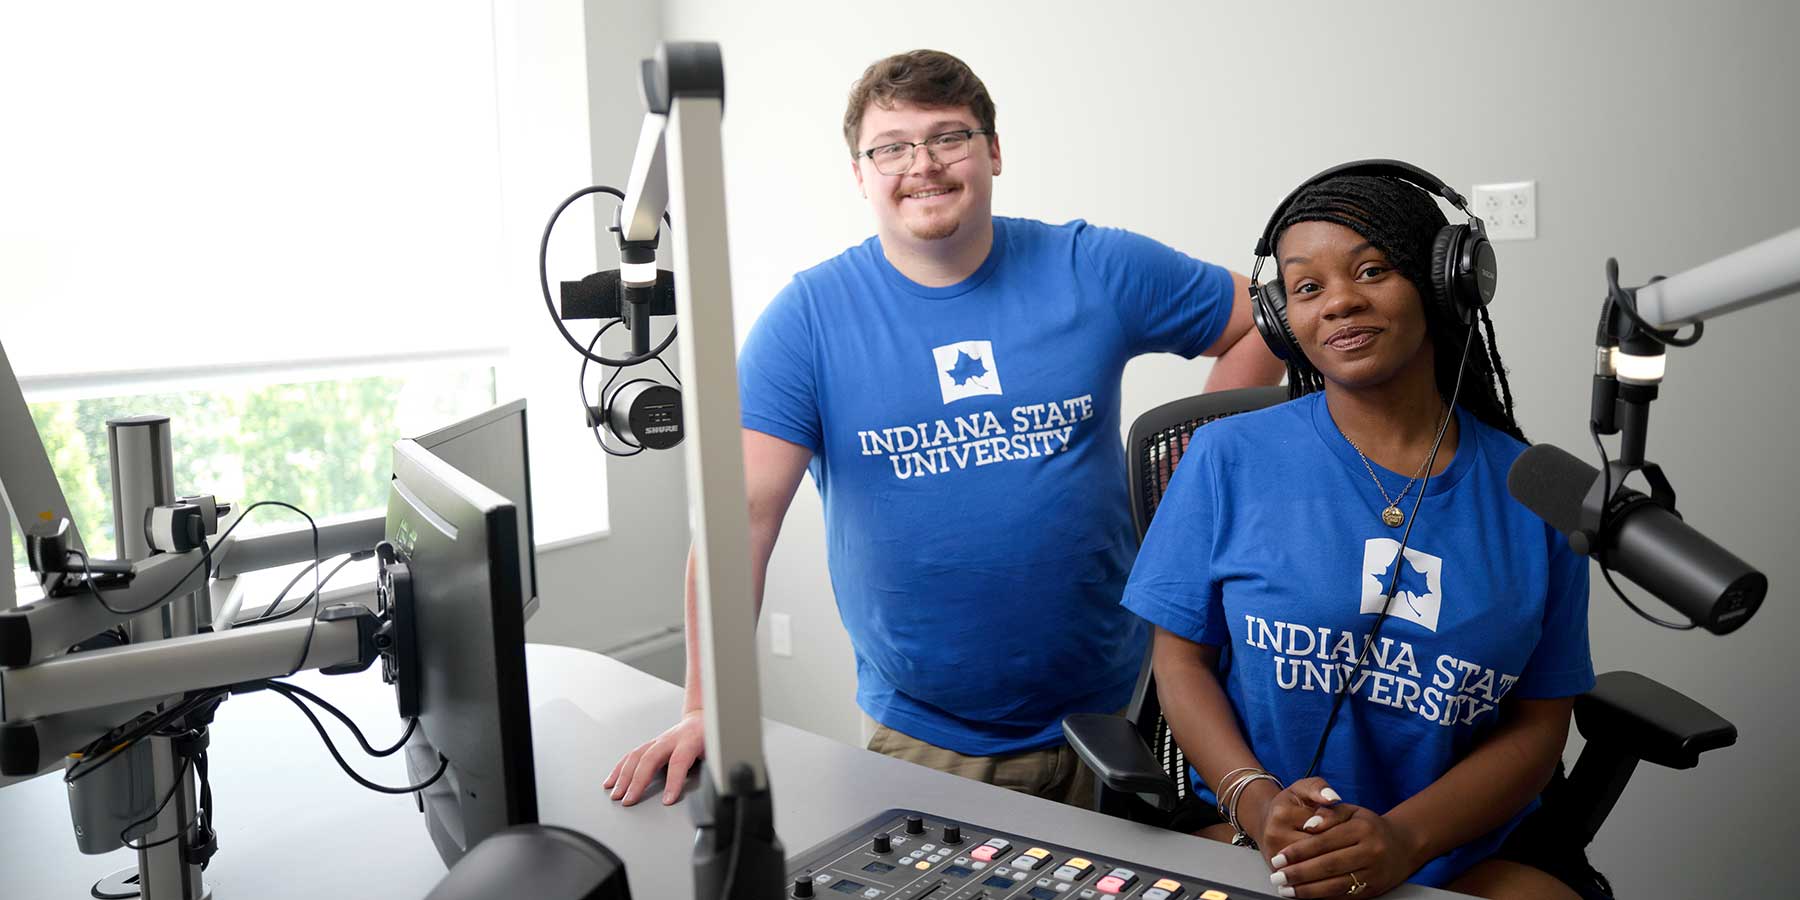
[647,0,1800,895]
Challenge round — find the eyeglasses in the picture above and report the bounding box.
[858,129,991,176]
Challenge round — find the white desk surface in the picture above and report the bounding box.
[1,644,1460,899]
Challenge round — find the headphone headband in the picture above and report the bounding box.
[1251,158,1472,258]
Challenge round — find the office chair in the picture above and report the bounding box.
[1064,387,1738,855]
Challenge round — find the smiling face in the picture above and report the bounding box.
[1278,219,1435,391]
[851,100,1001,244]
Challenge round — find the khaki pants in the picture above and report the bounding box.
[863,717,1097,810]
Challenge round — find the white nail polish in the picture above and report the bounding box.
[1321,788,1342,803]
[1279,889,1295,899]
[1270,871,1288,887]
[1270,853,1288,868]
[1304,815,1324,831]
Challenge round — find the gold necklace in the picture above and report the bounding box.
[1344,435,1432,528]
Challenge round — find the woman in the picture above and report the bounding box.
[1121,171,1600,899]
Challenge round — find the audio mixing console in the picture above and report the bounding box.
[786,809,1279,900]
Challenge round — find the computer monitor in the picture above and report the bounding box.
[384,434,538,867]
[413,399,540,620]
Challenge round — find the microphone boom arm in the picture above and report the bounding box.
[1632,226,1800,329]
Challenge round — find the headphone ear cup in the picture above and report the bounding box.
[1251,278,1306,366]
[1463,231,1497,311]
[1430,224,1473,323]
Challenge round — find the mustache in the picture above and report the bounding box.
[894,180,962,198]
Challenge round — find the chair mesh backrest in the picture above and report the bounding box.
[1142,419,1223,800]
[1128,387,1289,801]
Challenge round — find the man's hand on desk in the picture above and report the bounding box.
[604,708,706,806]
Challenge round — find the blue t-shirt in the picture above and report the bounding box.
[738,216,1235,756]
[1121,393,1593,887]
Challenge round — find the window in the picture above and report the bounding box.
[3,1,611,594]
[11,361,496,573]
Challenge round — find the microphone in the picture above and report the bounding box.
[1507,443,1765,635]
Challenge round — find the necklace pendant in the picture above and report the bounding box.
[1381,505,1405,528]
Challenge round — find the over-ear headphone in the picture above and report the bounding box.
[1248,159,1498,370]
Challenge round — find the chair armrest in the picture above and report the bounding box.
[1062,713,1179,811]
[1573,671,1737,770]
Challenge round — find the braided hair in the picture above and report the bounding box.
[1270,174,1526,443]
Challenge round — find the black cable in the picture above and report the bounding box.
[67,500,319,619]
[717,775,749,900]
[236,554,355,627]
[541,185,678,367]
[120,756,196,851]
[600,352,629,405]
[1586,421,1697,631]
[598,364,644,451]
[115,749,215,859]
[1303,316,1478,779]
[269,685,449,794]
[654,353,682,386]
[580,320,646,458]
[247,555,327,621]
[196,748,214,861]
[64,689,230,785]
[1605,259,1705,348]
[592,323,680,453]
[264,681,417,757]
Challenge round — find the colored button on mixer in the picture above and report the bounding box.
[971,838,1012,863]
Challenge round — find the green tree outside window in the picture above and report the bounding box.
[10,368,494,577]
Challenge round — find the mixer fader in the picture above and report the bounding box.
[786,809,1280,900]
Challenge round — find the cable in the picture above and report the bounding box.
[597,358,644,451]
[580,320,646,458]
[246,555,328,621]
[653,352,682,386]
[589,322,680,454]
[540,185,678,367]
[264,681,417,757]
[268,684,448,794]
[236,554,356,627]
[1605,259,1705,348]
[64,689,230,785]
[67,500,320,619]
[716,773,749,900]
[1302,316,1478,779]
[119,756,196,851]
[1585,421,1697,631]
[113,748,215,861]
[195,748,214,865]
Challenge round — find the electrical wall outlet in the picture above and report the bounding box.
[1472,181,1536,241]
[769,612,793,658]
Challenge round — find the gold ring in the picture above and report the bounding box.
[1346,871,1366,895]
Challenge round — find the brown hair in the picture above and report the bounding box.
[842,50,996,156]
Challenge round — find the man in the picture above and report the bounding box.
[605,49,1281,808]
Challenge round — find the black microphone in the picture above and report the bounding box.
[1507,443,1765,635]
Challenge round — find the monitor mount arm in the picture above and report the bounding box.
[0,337,404,900]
